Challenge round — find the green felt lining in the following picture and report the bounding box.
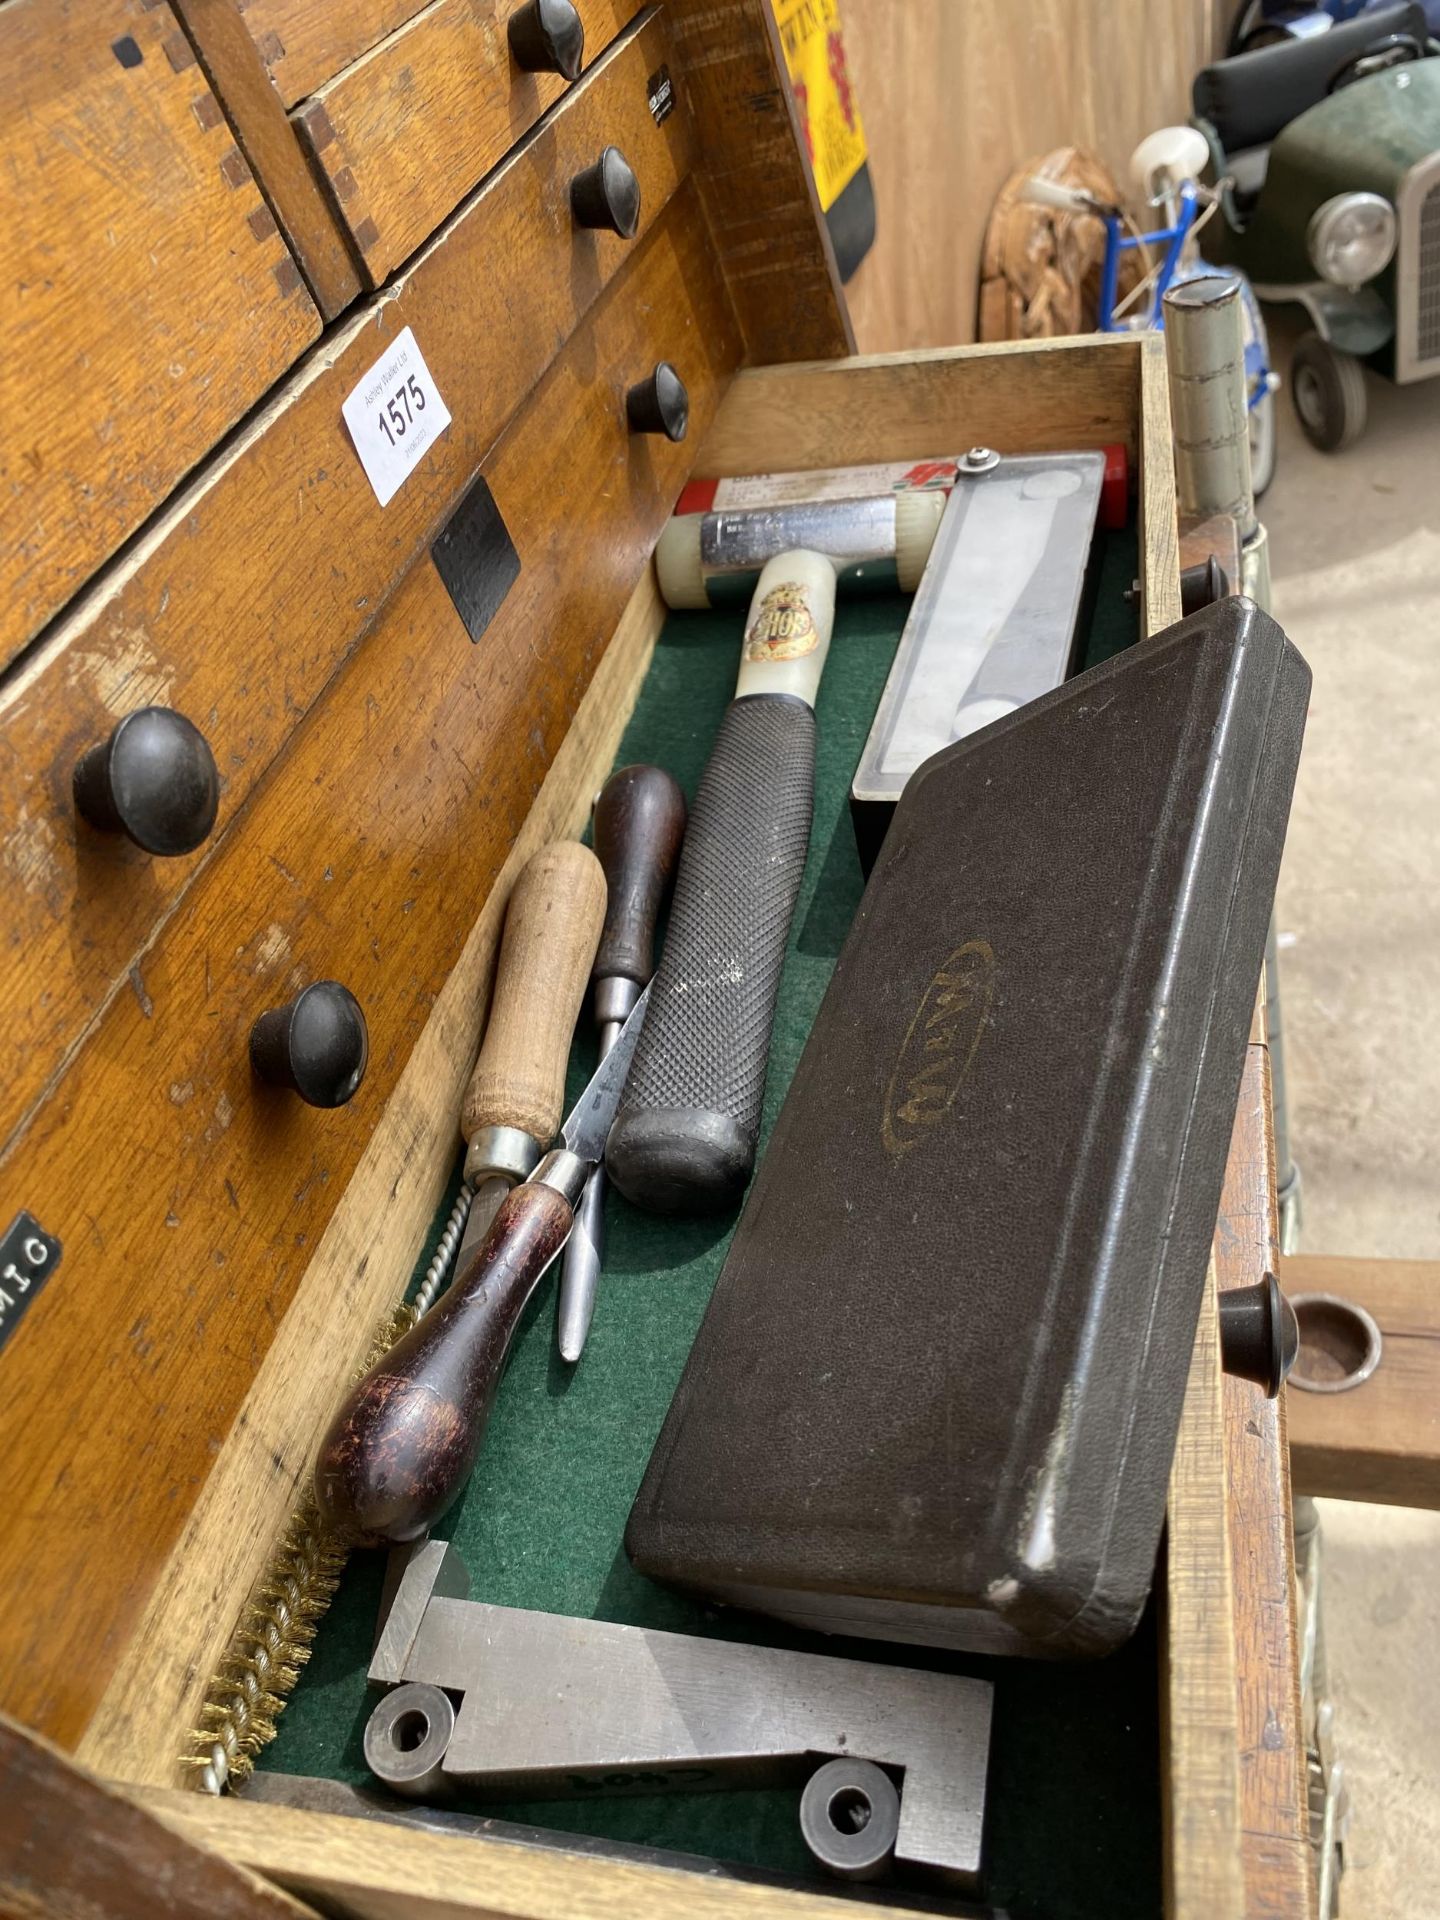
[259,530,1161,1918]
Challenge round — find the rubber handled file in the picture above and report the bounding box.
[606,550,834,1213]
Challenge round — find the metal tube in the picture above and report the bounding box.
[1162,274,1257,541]
[1166,276,1298,1245]
[1266,920,1303,1252]
[1098,213,1122,333]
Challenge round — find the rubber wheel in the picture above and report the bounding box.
[1290,331,1367,453]
[1249,385,1278,499]
[1239,22,1290,50]
[1227,0,1287,53]
[1247,295,1277,498]
[1227,0,1263,54]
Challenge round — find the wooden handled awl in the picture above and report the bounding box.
[557,766,686,1362]
[314,986,650,1542]
[441,841,606,1295]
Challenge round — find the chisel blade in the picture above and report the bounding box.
[558,982,649,1162]
[452,1174,510,1274]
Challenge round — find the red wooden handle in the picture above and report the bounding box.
[314,1182,573,1543]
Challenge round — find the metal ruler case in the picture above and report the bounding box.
[627,596,1310,1659]
[850,449,1103,871]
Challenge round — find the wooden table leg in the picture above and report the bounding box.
[1165,1034,1314,1920]
[1282,1255,1440,1508]
[0,1712,316,1919]
[1165,1268,1247,1920]
[1219,1042,1314,1918]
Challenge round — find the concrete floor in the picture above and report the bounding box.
[1263,314,1440,1918]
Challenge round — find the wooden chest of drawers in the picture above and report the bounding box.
[177,0,641,306]
[0,4,1306,1916]
[0,0,840,1755]
[1,0,322,661]
[0,9,701,1162]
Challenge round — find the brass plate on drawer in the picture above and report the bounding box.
[0,184,742,1748]
[0,0,321,663]
[0,8,692,1165]
[294,0,639,286]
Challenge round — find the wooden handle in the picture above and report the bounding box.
[462,842,605,1146]
[593,765,687,988]
[314,1182,574,1542]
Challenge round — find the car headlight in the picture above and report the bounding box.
[1308,193,1396,287]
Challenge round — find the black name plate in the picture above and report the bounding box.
[431,474,521,646]
[0,1211,62,1358]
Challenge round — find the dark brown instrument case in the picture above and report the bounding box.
[628,595,1310,1657]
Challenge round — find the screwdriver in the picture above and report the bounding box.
[443,841,606,1297]
[557,765,686,1362]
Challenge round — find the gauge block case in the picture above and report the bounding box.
[627,595,1310,1659]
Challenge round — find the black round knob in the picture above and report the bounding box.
[250,981,369,1109]
[72,706,219,857]
[571,145,641,238]
[626,363,689,442]
[507,0,583,79]
[1218,1272,1299,1398]
[1179,553,1233,617]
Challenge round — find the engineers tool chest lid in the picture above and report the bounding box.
[626,596,1310,1659]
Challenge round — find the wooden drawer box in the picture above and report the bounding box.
[17,330,1257,1913]
[177,0,642,313]
[1,0,321,662]
[292,0,639,286]
[0,9,692,1168]
[5,327,1303,1920]
[1,4,1302,1910]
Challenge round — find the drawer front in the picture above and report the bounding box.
[294,0,639,285]
[0,0,322,662]
[0,187,741,1747]
[243,0,433,107]
[0,8,692,1163]
[166,0,368,324]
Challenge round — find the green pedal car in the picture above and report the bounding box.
[1192,1,1440,451]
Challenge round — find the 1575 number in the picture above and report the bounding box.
[376,375,428,447]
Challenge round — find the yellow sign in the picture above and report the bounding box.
[773,0,868,213]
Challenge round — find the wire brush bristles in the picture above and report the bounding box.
[183,1299,417,1793]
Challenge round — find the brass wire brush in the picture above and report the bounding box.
[181,1295,422,1792]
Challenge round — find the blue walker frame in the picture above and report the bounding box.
[1096,180,1202,332]
[1095,180,1269,417]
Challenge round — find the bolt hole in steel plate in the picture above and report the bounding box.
[830,1784,873,1832]
[799,1758,900,1880]
[364,1682,456,1790]
[393,1710,430,1753]
[1288,1292,1383,1394]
